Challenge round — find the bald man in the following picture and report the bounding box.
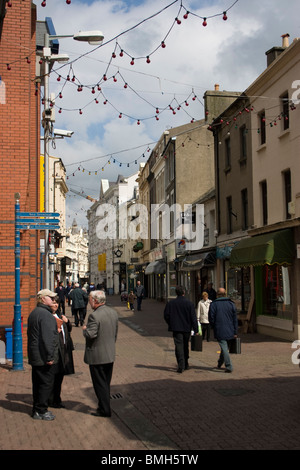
[208,288,238,373]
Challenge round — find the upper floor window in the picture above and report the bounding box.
[225,136,231,170]
[283,169,291,219]
[240,125,247,162]
[258,111,266,145]
[281,92,289,130]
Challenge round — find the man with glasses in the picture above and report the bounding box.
[27,289,59,420]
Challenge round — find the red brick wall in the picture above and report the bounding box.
[0,1,40,355]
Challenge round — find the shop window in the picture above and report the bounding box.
[262,265,292,319]
[226,265,250,313]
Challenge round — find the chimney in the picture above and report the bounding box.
[281,33,290,48]
[265,34,289,67]
[214,84,220,91]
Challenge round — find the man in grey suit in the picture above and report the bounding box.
[82,290,118,417]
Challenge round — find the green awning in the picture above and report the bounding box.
[229,229,294,268]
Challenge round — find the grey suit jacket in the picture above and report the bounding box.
[83,304,118,365]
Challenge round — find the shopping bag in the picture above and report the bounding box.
[191,335,202,351]
[127,301,130,310]
[229,337,241,354]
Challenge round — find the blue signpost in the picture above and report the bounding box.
[13,194,60,371]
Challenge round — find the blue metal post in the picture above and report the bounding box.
[13,195,23,370]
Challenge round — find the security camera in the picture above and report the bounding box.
[53,129,74,138]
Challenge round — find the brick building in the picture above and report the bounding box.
[0,1,40,352]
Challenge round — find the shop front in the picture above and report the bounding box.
[230,228,296,339]
[144,259,166,301]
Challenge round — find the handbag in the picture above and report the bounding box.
[191,334,202,351]
[229,337,241,354]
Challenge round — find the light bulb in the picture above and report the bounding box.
[202,18,207,26]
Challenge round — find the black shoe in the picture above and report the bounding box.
[185,363,189,370]
[51,402,66,408]
[177,368,184,373]
[32,411,55,421]
[91,410,111,417]
[225,369,232,373]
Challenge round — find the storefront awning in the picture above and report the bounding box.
[229,229,294,268]
[181,250,216,271]
[145,260,166,275]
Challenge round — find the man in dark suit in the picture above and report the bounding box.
[82,290,118,417]
[164,286,199,373]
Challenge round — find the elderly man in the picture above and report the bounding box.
[208,287,238,373]
[27,289,59,420]
[82,290,118,417]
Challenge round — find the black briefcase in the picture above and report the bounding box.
[229,337,241,354]
[191,335,202,351]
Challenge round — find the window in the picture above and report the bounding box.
[260,180,268,226]
[283,169,291,219]
[241,188,248,230]
[225,136,231,169]
[281,92,289,130]
[226,196,233,234]
[262,265,292,319]
[240,125,247,161]
[259,111,266,145]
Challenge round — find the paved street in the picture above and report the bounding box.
[1,295,300,452]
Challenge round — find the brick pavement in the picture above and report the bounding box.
[1,294,300,451]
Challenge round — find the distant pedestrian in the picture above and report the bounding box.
[82,290,118,417]
[27,289,59,420]
[208,287,238,373]
[197,291,212,341]
[164,286,199,373]
[206,282,217,301]
[128,290,136,311]
[69,283,88,326]
[135,280,145,311]
[55,281,66,315]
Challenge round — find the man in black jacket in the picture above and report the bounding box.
[164,286,199,373]
[27,289,59,420]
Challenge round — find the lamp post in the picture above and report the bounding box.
[43,28,104,289]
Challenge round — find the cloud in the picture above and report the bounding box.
[37,0,300,227]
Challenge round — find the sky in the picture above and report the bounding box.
[35,0,300,228]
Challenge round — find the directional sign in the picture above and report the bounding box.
[18,212,60,218]
[16,224,60,230]
[16,218,60,224]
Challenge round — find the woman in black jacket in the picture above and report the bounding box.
[49,297,75,408]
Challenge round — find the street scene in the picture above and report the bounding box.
[1,0,300,455]
[1,296,300,451]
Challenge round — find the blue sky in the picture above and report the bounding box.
[36,0,300,227]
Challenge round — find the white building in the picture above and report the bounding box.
[64,219,89,285]
[87,172,140,294]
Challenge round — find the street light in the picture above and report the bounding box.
[43,28,104,289]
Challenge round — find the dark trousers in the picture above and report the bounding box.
[173,332,190,370]
[201,323,211,341]
[58,300,65,315]
[137,296,143,310]
[89,363,114,416]
[31,364,56,414]
[49,363,64,406]
[73,308,85,326]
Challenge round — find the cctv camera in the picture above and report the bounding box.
[53,129,74,138]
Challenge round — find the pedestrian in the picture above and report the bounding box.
[49,297,75,409]
[69,283,88,326]
[206,282,217,301]
[208,287,238,373]
[27,289,59,420]
[55,281,66,315]
[82,290,118,417]
[164,286,199,373]
[82,287,89,321]
[128,290,136,311]
[66,282,72,306]
[135,280,145,311]
[197,291,212,342]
